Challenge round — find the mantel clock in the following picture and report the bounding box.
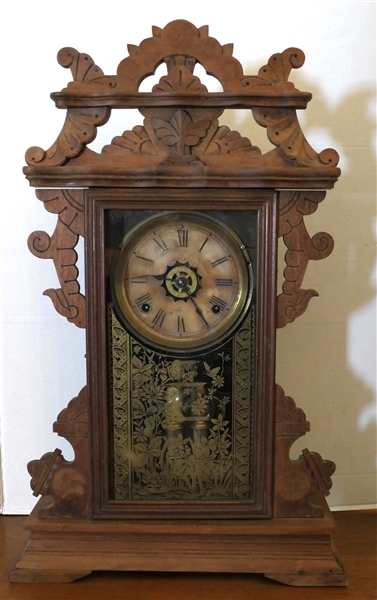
[10,20,347,587]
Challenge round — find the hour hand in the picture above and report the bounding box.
[131,273,172,282]
[150,273,172,281]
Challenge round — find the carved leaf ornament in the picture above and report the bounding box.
[24,20,339,173]
[152,111,211,152]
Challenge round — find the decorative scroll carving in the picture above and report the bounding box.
[252,108,339,167]
[57,47,111,86]
[27,189,86,328]
[35,188,85,236]
[277,191,334,328]
[25,107,110,167]
[246,47,305,87]
[98,21,308,96]
[25,47,111,167]
[274,385,336,517]
[23,21,340,190]
[250,48,331,169]
[27,387,89,518]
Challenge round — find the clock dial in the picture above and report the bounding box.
[111,212,252,352]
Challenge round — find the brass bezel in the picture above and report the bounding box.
[111,211,253,353]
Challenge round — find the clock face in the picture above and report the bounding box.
[111,211,252,352]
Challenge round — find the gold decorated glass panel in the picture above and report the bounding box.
[105,209,258,502]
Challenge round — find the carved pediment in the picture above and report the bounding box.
[23,20,340,189]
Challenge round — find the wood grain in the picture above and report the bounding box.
[3,511,375,598]
[23,20,340,189]
[20,19,345,588]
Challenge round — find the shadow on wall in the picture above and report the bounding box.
[216,66,376,506]
[284,80,375,506]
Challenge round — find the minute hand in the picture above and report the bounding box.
[187,295,210,330]
[179,279,210,330]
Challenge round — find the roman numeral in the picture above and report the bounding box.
[130,275,148,284]
[211,256,228,267]
[199,236,209,253]
[177,315,185,333]
[177,229,189,247]
[152,309,166,327]
[209,296,228,310]
[135,293,152,307]
[135,253,153,263]
[216,278,233,286]
[153,236,168,251]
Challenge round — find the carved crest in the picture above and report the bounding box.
[23,19,339,190]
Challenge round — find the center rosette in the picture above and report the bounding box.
[162,262,202,301]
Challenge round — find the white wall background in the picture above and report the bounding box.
[0,0,375,514]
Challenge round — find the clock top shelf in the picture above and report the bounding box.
[23,19,340,189]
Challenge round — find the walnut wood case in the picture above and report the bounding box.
[10,20,347,587]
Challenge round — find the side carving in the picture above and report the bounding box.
[274,384,336,517]
[27,386,89,519]
[25,48,111,166]
[27,189,86,328]
[277,190,334,328]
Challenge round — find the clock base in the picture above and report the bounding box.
[10,497,347,586]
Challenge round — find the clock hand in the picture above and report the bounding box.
[180,279,210,330]
[189,296,210,330]
[140,273,174,281]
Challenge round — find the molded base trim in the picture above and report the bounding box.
[9,498,347,586]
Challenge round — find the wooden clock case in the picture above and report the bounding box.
[10,20,347,586]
